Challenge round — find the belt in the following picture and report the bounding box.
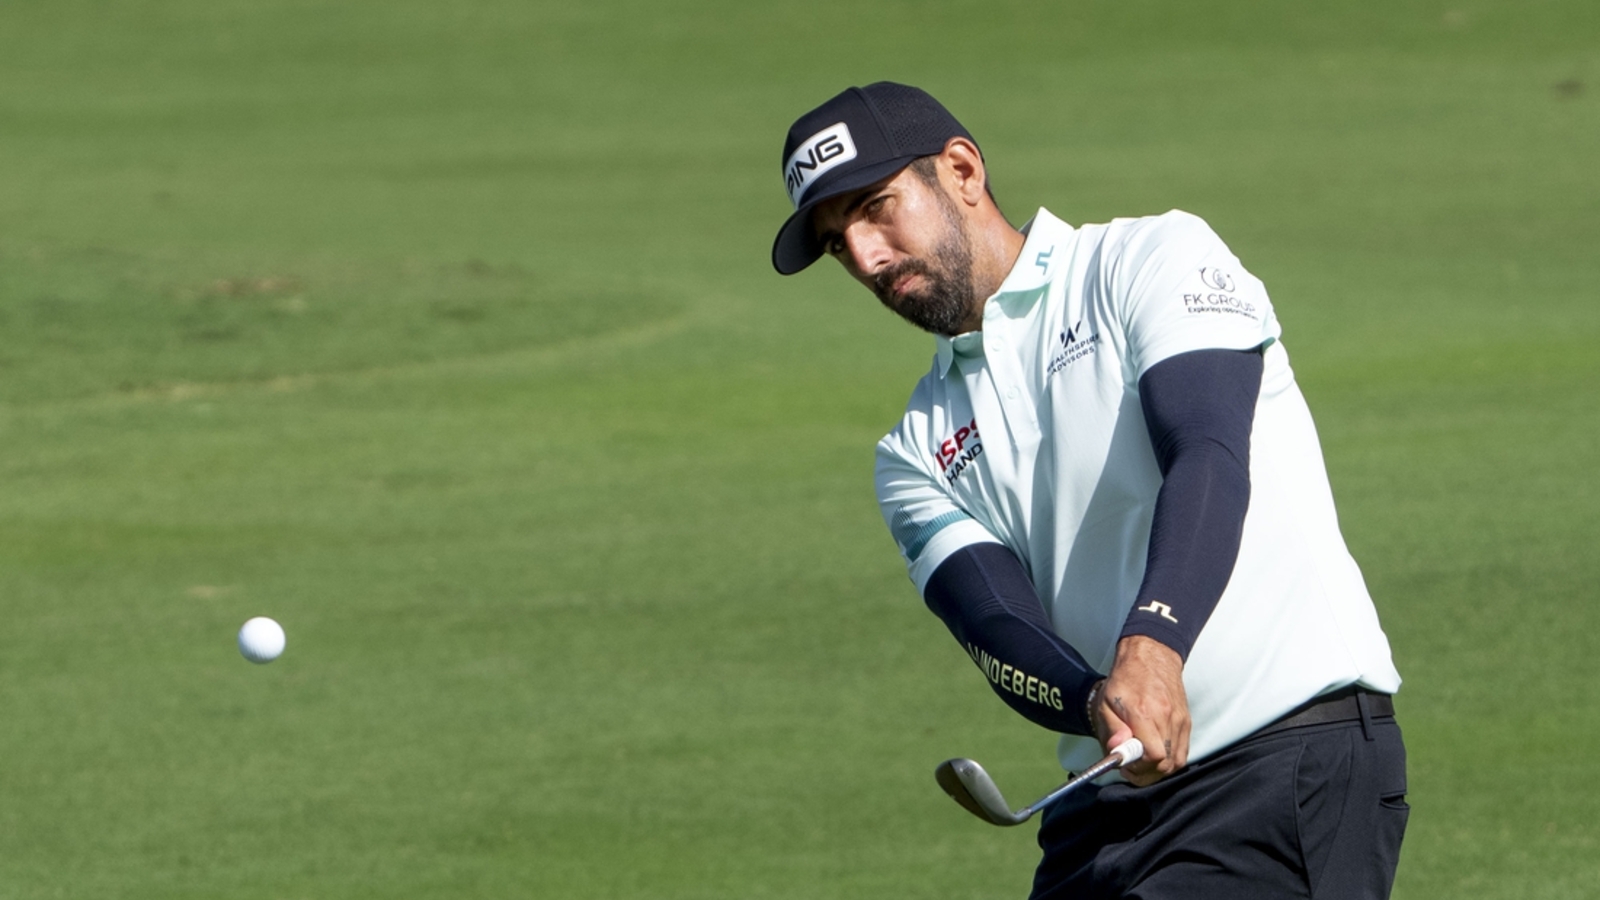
[1250,686,1395,741]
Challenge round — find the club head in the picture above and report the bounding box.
[934,758,1031,826]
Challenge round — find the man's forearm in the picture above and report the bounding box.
[923,542,1102,735]
[1121,348,1263,658]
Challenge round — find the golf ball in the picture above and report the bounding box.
[238,616,286,664]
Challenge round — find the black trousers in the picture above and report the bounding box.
[1030,710,1408,899]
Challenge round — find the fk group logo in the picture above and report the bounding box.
[784,123,858,207]
[1184,267,1258,320]
[1199,267,1236,292]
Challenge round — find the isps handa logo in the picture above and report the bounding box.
[937,418,983,486]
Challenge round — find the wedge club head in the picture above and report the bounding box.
[935,739,1144,827]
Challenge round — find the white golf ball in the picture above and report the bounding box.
[238,616,286,664]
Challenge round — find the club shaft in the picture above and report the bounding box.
[1019,749,1133,817]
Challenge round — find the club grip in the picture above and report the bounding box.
[1111,738,1144,767]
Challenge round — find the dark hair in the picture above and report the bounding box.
[907,155,999,207]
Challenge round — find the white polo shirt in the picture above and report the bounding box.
[877,208,1401,774]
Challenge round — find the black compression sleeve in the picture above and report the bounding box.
[923,543,1102,735]
[1120,347,1264,659]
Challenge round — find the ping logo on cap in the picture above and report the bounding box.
[784,122,857,208]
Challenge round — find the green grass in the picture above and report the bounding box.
[0,1,1596,897]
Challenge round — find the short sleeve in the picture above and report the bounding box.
[1115,210,1282,379]
[875,433,1000,593]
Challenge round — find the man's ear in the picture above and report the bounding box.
[940,137,989,208]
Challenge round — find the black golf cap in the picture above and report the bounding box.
[771,82,975,275]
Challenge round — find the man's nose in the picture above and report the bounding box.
[843,227,893,279]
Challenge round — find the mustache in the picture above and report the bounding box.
[872,258,935,302]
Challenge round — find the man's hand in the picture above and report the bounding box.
[1091,635,1190,786]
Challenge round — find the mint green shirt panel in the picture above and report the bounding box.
[1107,210,1283,379]
[876,365,1008,593]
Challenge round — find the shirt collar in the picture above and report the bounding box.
[934,208,1072,377]
[936,332,984,372]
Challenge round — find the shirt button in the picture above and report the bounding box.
[1006,388,1018,399]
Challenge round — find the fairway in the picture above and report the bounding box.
[1,2,1597,897]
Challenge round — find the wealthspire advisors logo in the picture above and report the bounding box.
[1046,319,1101,376]
[784,123,858,207]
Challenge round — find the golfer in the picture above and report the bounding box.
[771,82,1408,899]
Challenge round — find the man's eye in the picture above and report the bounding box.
[865,197,888,216]
[825,235,846,256]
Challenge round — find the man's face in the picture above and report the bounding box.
[810,163,978,336]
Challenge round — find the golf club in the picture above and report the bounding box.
[934,738,1144,827]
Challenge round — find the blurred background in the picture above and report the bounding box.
[0,1,1595,897]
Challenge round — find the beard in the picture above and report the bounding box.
[871,199,978,336]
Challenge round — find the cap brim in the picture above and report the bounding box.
[770,156,920,275]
